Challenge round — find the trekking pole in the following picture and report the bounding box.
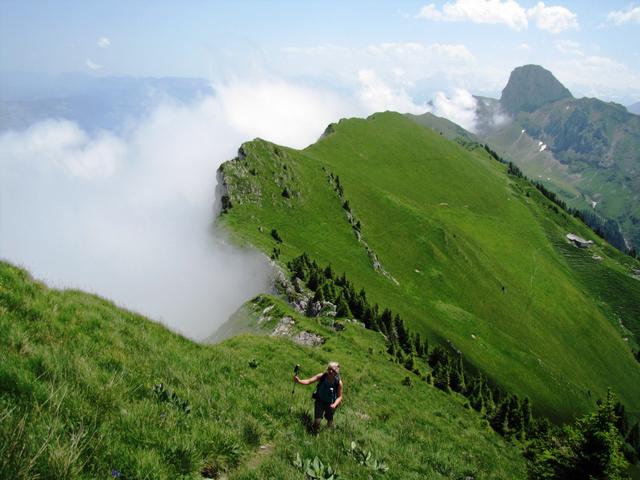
[290,364,300,413]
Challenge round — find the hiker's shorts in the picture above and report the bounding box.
[314,399,334,421]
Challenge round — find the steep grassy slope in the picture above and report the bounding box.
[219,112,640,422]
[405,112,476,141]
[0,261,527,479]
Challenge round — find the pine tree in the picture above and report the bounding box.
[522,397,533,435]
[336,294,352,318]
[321,281,336,303]
[449,355,466,394]
[491,399,510,436]
[394,315,411,354]
[573,390,629,478]
[380,309,393,334]
[308,269,321,291]
[433,363,450,392]
[414,333,424,357]
[428,345,449,369]
[311,288,324,303]
[468,375,485,413]
[507,394,524,440]
[323,264,334,279]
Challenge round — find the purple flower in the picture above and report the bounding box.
[111,469,122,478]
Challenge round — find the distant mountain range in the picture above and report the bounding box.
[628,101,640,115]
[0,72,213,132]
[471,64,640,252]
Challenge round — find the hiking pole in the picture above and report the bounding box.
[289,364,300,413]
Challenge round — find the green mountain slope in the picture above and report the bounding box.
[477,65,640,250]
[0,261,527,479]
[405,112,476,141]
[219,111,640,422]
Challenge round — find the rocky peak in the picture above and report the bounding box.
[500,64,573,114]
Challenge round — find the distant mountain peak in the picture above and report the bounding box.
[500,64,572,114]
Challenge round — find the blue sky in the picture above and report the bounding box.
[1,0,639,103]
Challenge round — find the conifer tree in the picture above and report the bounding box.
[380,308,393,334]
[394,315,411,353]
[433,363,451,392]
[321,282,336,303]
[491,399,510,436]
[414,333,424,357]
[428,345,449,369]
[449,355,466,394]
[573,390,629,478]
[336,293,352,318]
[308,269,321,291]
[323,264,334,280]
[522,397,533,435]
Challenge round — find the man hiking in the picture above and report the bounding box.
[294,361,343,432]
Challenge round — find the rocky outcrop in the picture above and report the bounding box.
[270,316,324,346]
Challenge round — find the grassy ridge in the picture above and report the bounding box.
[0,261,527,479]
[219,112,640,421]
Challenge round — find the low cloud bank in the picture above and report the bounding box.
[0,78,358,340]
[357,69,479,131]
[0,72,483,339]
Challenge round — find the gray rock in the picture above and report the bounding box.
[271,316,295,337]
[292,330,324,347]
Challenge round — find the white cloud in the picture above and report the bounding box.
[518,43,530,50]
[282,44,351,56]
[357,69,426,114]
[366,42,475,61]
[355,68,479,131]
[416,0,578,33]
[417,0,529,31]
[607,6,640,25]
[281,40,481,96]
[0,120,125,179]
[555,39,583,56]
[86,59,101,70]
[432,88,479,132]
[552,55,640,99]
[527,2,578,33]
[97,37,111,48]
[0,76,360,340]
[216,78,356,148]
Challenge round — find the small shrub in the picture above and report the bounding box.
[153,383,191,414]
[271,229,283,243]
[293,453,341,479]
[345,441,389,473]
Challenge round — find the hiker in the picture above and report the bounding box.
[294,361,343,431]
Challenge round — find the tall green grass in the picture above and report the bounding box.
[0,261,526,479]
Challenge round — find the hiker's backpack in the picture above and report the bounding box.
[312,373,340,403]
